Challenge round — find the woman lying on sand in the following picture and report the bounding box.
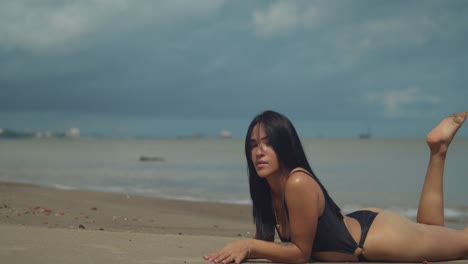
[204,110,468,263]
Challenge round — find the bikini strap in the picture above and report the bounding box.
[288,168,313,177]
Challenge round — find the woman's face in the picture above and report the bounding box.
[249,123,280,178]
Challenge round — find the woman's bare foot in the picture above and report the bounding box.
[426,112,467,155]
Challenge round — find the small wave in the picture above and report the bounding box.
[88,185,128,194]
[155,193,251,205]
[49,183,76,190]
[0,179,76,191]
[392,206,468,221]
[77,185,252,205]
[341,203,468,224]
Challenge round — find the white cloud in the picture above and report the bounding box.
[336,5,466,56]
[0,0,225,52]
[253,1,299,37]
[308,3,467,77]
[0,1,128,52]
[366,87,441,118]
[158,0,225,16]
[252,1,323,38]
[361,16,440,48]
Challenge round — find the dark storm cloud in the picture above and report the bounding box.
[1,0,467,122]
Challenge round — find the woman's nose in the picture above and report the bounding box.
[256,143,266,155]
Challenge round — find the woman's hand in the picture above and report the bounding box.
[203,239,253,264]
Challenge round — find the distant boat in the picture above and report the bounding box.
[66,128,80,138]
[358,126,371,139]
[219,130,232,139]
[358,132,371,139]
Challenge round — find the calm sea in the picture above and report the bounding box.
[0,137,467,228]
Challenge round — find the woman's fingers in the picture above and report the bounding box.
[218,254,235,264]
[214,250,232,263]
[204,240,250,263]
[217,250,246,264]
[234,252,247,264]
[203,250,230,263]
[203,250,221,262]
[210,251,239,264]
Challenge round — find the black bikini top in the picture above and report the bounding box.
[277,169,359,254]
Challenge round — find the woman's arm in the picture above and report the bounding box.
[203,172,322,264]
[283,171,323,262]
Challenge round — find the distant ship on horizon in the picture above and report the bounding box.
[358,126,371,139]
[219,130,232,139]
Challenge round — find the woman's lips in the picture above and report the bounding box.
[256,160,267,169]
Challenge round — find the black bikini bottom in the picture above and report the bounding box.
[346,210,378,262]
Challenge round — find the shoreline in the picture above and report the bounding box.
[0,182,254,237]
[2,180,467,228]
[0,179,253,206]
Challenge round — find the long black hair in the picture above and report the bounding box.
[245,110,342,240]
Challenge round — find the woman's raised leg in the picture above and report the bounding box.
[364,112,468,262]
[417,112,467,226]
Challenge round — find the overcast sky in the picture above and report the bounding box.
[1,0,467,137]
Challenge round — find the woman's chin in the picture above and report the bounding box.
[256,170,271,178]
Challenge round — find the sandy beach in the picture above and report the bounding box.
[0,182,466,264]
[0,182,255,263]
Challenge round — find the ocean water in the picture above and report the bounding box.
[0,137,467,228]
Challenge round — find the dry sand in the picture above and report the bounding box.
[0,182,466,264]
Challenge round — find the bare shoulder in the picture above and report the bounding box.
[285,168,324,214]
[285,168,321,194]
